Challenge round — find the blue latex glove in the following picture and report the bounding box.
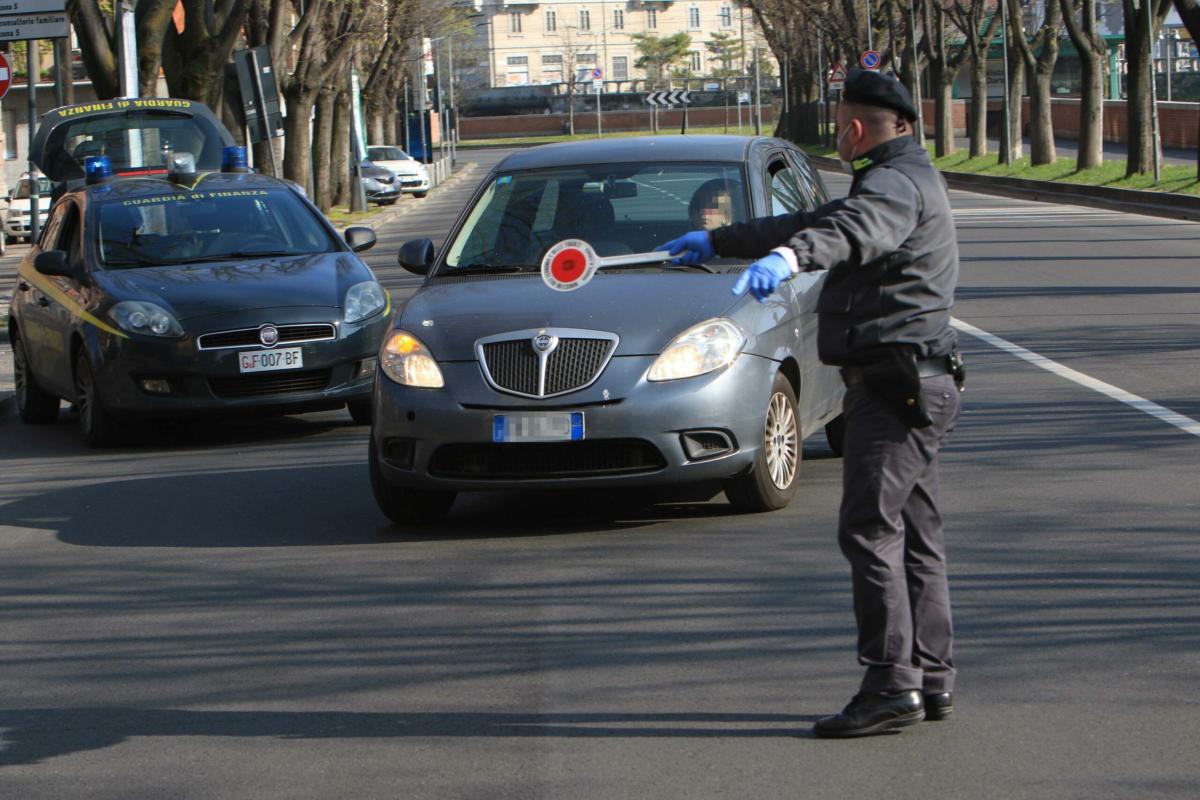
[731,253,792,302]
[661,230,715,266]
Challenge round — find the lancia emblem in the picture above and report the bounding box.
[533,333,558,353]
[259,325,280,346]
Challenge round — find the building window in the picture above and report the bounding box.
[688,6,700,28]
[612,56,628,80]
[545,9,556,32]
[542,54,562,65]
[719,5,731,27]
[647,9,657,29]
[580,8,591,30]
[576,53,597,64]
[613,8,624,29]
[510,12,522,34]
[507,56,529,66]
[689,51,701,72]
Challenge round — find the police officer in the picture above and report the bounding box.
[664,69,962,738]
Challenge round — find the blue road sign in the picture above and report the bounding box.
[861,50,881,70]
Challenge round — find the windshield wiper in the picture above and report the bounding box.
[203,251,305,261]
[600,260,717,274]
[440,264,533,276]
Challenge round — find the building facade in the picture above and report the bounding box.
[469,0,774,89]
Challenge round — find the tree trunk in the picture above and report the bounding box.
[1061,0,1104,170]
[1000,40,1025,164]
[933,66,955,157]
[1030,68,1055,165]
[969,50,988,157]
[312,87,336,211]
[282,86,317,193]
[1121,1,1170,175]
[333,91,352,207]
[57,38,75,105]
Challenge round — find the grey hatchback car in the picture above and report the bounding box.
[371,135,845,523]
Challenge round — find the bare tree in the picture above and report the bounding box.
[1006,0,1062,165]
[1060,0,1106,169]
[921,0,973,156]
[1121,0,1172,175]
[68,0,177,99]
[1172,0,1200,177]
[947,1,1003,158]
[161,0,253,108]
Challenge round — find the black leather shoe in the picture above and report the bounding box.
[923,692,953,721]
[812,690,925,738]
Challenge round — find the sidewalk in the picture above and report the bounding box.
[0,159,478,421]
[952,135,1195,167]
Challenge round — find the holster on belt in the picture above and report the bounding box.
[861,349,934,429]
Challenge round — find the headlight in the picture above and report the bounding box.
[647,318,744,381]
[110,301,184,337]
[380,330,444,388]
[363,178,383,191]
[344,281,386,324]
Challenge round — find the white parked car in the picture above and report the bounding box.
[366,146,429,198]
[4,174,54,244]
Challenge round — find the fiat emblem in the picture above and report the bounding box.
[532,333,558,353]
[259,325,280,346]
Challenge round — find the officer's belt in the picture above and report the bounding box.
[840,356,952,387]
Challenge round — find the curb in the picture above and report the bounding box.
[807,153,1200,223]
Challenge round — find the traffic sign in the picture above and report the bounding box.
[645,90,690,107]
[0,11,70,42]
[591,68,602,79]
[828,62,847,85]
[737,90,750,104]
[592,79,602,93]
[0,53,10,101]
[860,50,881,70]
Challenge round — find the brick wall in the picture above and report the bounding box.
[461,106,779,138]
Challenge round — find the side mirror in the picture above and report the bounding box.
[344,226,376,253]
[397,238,435,275]
[34,250,77,280]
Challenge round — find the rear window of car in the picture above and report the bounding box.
[368,147,410,161]
[444,161,749,269]
[47,112,228,181]
[94,187,338,268]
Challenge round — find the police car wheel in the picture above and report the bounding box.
[825,414,846,457]
[724,372,801,512]
[73,350,124,448]
[369,437,456,525]
[13,330,60,424]
[347,399,372,425]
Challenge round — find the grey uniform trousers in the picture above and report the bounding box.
[838,372,961,695]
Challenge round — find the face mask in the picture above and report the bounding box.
[837,125,859,175]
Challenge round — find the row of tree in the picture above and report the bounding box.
[66,0,469,211]
[748,0,1200,176]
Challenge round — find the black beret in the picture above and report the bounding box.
[843,68,918,122]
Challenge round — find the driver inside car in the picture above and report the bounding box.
[688,178,736,231]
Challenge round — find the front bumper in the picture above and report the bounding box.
[372,352,780,491]
[91,307,390,417]
[4,217,48,237]
[397,175,430,193]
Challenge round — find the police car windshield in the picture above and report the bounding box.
[95,187,338,268]
[442,162,748,271]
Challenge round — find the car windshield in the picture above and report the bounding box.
[442,162,749,271]
[95,187,338,268]
[368,147,409,161]
[14,178,54,198]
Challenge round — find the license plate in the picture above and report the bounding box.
[238,347,304,373]
[493,412,584,443]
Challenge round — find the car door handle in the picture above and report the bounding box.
[36,295,50,307]
[17,280,30,291]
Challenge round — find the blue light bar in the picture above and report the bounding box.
[84,155,113,184]
[222,146,250,173]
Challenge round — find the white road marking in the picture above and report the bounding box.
[951,317,1200,439]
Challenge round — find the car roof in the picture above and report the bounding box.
[72,171,290,202]
[495,135,777,172]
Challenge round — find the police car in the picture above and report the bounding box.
[7,147,390,447]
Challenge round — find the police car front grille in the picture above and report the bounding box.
[428,439,666,480]
[197,324,337,350]
[481,336,615,398]
[209,369,332,399]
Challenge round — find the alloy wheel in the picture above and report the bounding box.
[763,391,798,490]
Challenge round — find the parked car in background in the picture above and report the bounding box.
[367,146,430,198]
[4,174,54,244]
[360,159,402,205]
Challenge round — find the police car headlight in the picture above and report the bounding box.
[380,331,444,388]
[344,281,387,324]
[648,318,744,382]
[110,301,184,337]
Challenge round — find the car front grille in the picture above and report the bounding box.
[197,324,336,350]
[209,369,332,399]
[479,334,616,398]
[428,439,666,480]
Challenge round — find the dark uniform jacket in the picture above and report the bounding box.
[711,135,959,367]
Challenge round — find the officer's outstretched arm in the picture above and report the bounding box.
[709,199,846,259]
[784,169,920,273]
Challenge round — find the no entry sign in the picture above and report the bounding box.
[0,52,10,101]
[860,50,881,70]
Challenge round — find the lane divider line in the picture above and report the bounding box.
[951,317,1200,439]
